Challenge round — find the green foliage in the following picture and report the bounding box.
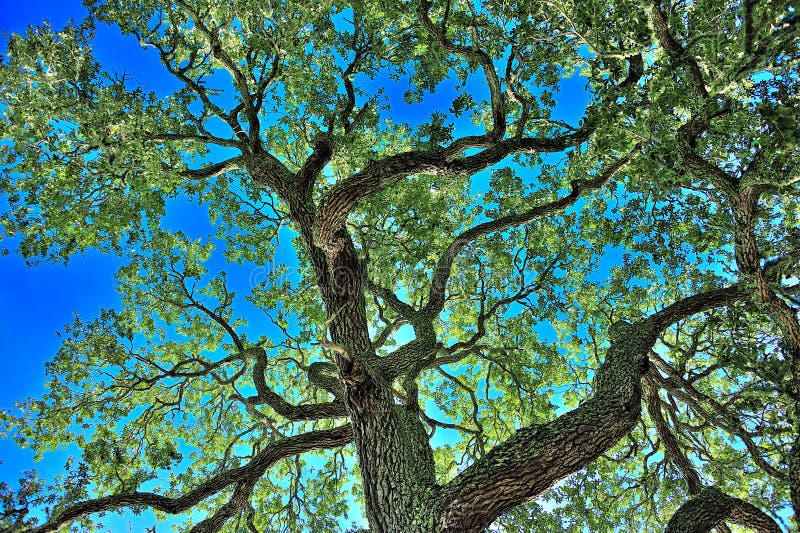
[1,0,799,530]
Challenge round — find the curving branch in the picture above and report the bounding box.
[417,0,506,142]
[23,424,353,533]
[313,117,593,253]
[179,156,244,181]
[338,14,373,136]
[366,278,418,321]
[665,487,783,533]
[650,0,709,98]
[296,133,335,194]
[243,347,347,421]
[188,480,256,533]
[25,425,353,533]
[432,284,745,532]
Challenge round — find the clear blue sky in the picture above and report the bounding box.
[0,0,117,480]
[0,3,185,528]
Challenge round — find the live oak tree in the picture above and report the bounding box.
[1,0,799,531]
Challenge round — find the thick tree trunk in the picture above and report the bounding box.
[347,380,439,532]
[287,189,440,531]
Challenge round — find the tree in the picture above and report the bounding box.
[0,0,798,530]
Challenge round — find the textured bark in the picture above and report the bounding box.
[791,435,800,530]
[285,183,440,531]
[347,380,439,532]
[421,285,746,532]
[734,184,800,527]
[429,319,654,531]
[666,487,783,533]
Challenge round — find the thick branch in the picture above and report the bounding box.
[665,487,783,533]
[648,285,746,331]
[188,480,255,533]
[246,347,347,420]
[313,129,593,252]
[433,284,744,531]
[650,0,709,98]
[180,156,243,181]
[296,133,335,194]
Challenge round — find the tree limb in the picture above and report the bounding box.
[650,0,709,98]
[433,284,744,531]
[245,347,347,420]
[665,487,783,533]
[313,126,593,252]
[417,0,506,142]
[25,425,353,533]
[424,142,641,317]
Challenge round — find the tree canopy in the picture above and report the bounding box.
[1,0,799,531]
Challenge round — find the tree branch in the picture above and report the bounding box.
[417,0,506,142]
[180,156,243,181]
[433,284,745,531]
[647,351,787,481]
[650,0,709,98]
[424,143,641,317]
[174,0,262,150]
[643,376,704,494]
[26,425,353,533]
[313,126,593,252]
[665,487,783,533]
[188,480,255,533]
[244,347,347,421]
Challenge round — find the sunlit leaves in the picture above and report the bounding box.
[0,22,190,262]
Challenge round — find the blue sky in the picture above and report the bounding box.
[0,0,114,474]
[0,2,182,528]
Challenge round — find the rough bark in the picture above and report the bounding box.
[666,487,783,533]
[283,179,441,531]
[422,285,745,532]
